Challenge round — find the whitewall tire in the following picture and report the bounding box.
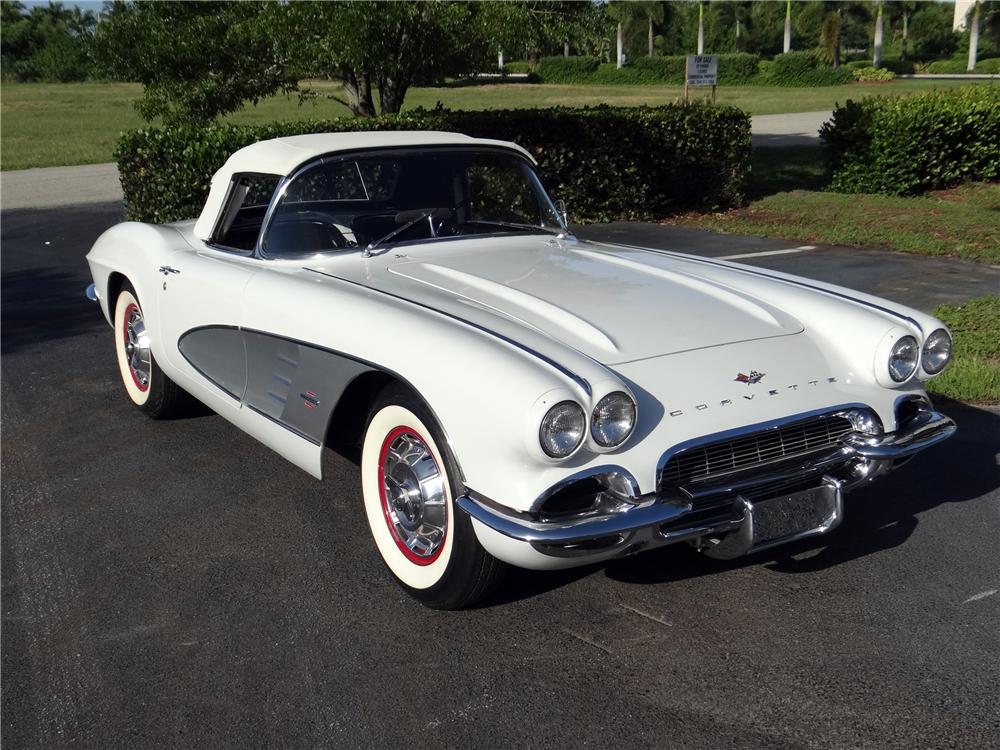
[360,386,506,608]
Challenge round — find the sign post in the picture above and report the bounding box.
[685,54,718,103]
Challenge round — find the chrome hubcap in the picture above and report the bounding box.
[123,304,151,389]
[380,430,447,562]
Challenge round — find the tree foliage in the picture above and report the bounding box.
[1,1,96,81]
[91,1,296,126]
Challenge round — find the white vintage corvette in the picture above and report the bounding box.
[87,131,956,608]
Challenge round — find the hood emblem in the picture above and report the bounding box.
[734,370,765,385]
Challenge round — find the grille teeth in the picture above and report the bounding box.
[660,415,854,491]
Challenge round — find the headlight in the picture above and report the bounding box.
[539,401,586,458]
[888,335,919,382]
[591,392,637,448]
[921,329,952,375]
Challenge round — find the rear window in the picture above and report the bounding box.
[213,173,281,251]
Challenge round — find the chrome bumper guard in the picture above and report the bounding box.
[458,408,955,557]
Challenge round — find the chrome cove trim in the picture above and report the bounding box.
[592,241,925,335]
[304,268,593,396]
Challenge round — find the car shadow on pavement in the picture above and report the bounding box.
[0,266,107,355]
[483,398,997,603]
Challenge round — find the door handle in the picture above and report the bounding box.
[159,266,181,275]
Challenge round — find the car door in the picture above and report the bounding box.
[157,244,257,410]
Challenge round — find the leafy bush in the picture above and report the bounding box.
[765,51,854,86]
[852,67,896,82]
[845,60,871,71]
[116,105,751,224]
[534,56,600,83]
[820,86,1000,195]
[927,56,1000,74]
[501,61,532,74]
[879,57,916,75]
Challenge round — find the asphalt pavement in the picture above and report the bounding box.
[3,201,999,749]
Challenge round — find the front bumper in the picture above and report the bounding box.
[458,406,955,563]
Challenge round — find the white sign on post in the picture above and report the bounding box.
[685,55,718,86]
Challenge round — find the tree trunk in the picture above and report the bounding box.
[901,11,908,61]
[498,49,504,70]
[968,2,980,71]
[564,40,569,57]
[342,71,376,117]
[873,1,883,68]
[783,0,791,53]
[648,16,654,56]
[616,22,624,68]
[736,18,741,51]
[697,3,704,54]
[378,76,408,114]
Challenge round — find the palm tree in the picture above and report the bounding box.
[784,0,793,53]
[697,1,705,54]
[968,0,982,71]
[873,0,884,67]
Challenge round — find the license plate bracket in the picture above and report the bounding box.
[749,482,843,551]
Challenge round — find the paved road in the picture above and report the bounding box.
[3,203,999,749]
[750,111,830,147]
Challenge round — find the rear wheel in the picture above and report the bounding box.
[360,386,506,609]
[113,282,187,419]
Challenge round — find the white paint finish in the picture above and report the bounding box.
[85,134,955,561]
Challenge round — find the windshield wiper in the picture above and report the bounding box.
[468,219,561,236]
[362,208,455,257]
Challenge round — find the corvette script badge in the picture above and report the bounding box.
[734,370,765,385]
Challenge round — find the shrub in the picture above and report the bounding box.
[116,105,751,224]
[880,57,916,75]
[820,86,1000,195]
[502,61,532,74]
[845,60,871,71]
[927,56,1000,74]
[852,67,896,81]
[544,54,760,86]
[765,51,854,86]
[534,56,600,83]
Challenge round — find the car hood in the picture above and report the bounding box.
[332,237,799,366]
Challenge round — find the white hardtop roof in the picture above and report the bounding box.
[193,130,534,240]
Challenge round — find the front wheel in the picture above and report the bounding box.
[113,282,187,419]
[360,387,506,609]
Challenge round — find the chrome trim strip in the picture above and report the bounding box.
[304,267,594,396]
[530,465,641,512]
[245,402,322,446]
[85,283,99,302]
[590,241,925,335]
[841,408,955,459]
[458,493,691,545]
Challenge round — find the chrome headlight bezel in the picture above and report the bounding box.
[888,335,919,383]
[590,391,637,448]
[921,328,952,375]
[538,401,586,458]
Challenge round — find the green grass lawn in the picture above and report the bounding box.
[928,297,1000,404]
[0,78,983,171]
[674,145,1000,264]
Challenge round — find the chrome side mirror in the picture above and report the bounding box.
[554,199,569,228]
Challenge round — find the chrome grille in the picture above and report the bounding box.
[660,414,854,492]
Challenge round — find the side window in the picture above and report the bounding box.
[214,173,281,251]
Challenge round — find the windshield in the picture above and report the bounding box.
[262,148,564,257]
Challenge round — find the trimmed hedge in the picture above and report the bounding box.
[534,56,600,83]
[926,56,1000,74]
[116,105,751,224]
[820,86,1000,195]
[765,52,854,86]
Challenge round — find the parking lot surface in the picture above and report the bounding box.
[3,203,999,748]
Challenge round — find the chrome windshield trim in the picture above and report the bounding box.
[592,241,925,335]
[303,268,593,396]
